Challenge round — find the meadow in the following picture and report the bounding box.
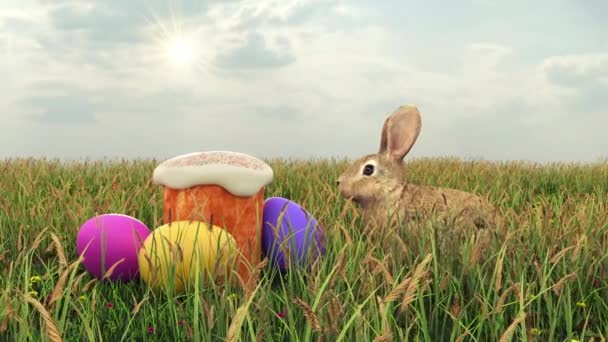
[0,157,607,341]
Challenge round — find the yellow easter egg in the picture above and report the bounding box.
[137,221,238,293]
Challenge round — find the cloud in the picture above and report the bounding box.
[541,53,608,87]
[44,1,211,42]
[540,53,608,112]
[47,3,143,43]
[214,31,295,70]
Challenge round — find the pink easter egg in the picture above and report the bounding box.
[76,214,151,282]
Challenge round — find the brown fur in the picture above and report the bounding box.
[337,105,503,231]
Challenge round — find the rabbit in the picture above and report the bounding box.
[336,104,503,233]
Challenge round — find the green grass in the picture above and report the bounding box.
[1,156,607,341]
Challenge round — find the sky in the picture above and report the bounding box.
[0,0,606,162]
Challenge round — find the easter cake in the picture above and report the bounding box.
[152,151,273,284]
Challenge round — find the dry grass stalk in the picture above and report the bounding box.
[440,273,450,290]
[374,334,393,342]
[48,255,84,307]
[498,312,527,342]
[376,296,386,313]
[47,267,71,307]
[456,330,472,342]
[551,272,577,295]
[400,253,433,313]
[17,224,24,252]
[474,293,490,320]
[337,223,353,246]
[572,234,587,262]
[529,255,543,287]
[39,243,55,261]
[305,274,318,304]
[383,276,411,304]
[30,227,50,252]
[185,323,194,339]
[324,290,343,333]
[381,257,396,286]
[468,232,490,270]
[339,199,359,220]
[101,258,126,280]
[549,245,574,264]
[368,255,394,286]
[450,296,461,318]
[23,293,63,342]
[494,250,506,292]
[161,236,184,263]
[50,233,68,272]
[513,283,522,305]
[245,258,268,300]
[361,248,374,264]
[91,289,97,313]
[373,295,392,342]
[0,296,14,333]
[329,246,346,282]
[206,304,216,329]
[227,283,261,342]
[226,293,236,317]
[307,259,323,295]
[393,234,409,256]
[82,278,97,293]
[226,305,249,342]
[70,271,89,294]
[293,297,323,333]
[140,253,159,286]
[256,327,264,342]
[199,296,210,322]
[329,244,348,289]
[131,294,148,315]
[495,282,521,314]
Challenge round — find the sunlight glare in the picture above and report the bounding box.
[165,36,194,66]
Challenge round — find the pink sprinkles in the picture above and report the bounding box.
[163,152,268,170]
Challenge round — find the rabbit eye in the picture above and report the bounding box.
[362,164,375,176]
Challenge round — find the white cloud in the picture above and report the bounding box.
[541,53,608,87]
[537,53,608,114]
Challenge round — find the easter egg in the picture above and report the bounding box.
[261,197,326,271]
[137,221,238,293]
[76,214,151,282]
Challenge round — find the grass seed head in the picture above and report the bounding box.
[293,297,323,333]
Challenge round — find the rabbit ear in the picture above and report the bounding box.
[379,105,422,162]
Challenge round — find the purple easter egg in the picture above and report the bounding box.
[76,214,151,282]
[262,197,326,271]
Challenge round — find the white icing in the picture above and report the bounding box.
[152,151,274,197]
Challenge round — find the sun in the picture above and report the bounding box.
[165,36,195,66]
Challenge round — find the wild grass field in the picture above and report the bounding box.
[0,157,607,341]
